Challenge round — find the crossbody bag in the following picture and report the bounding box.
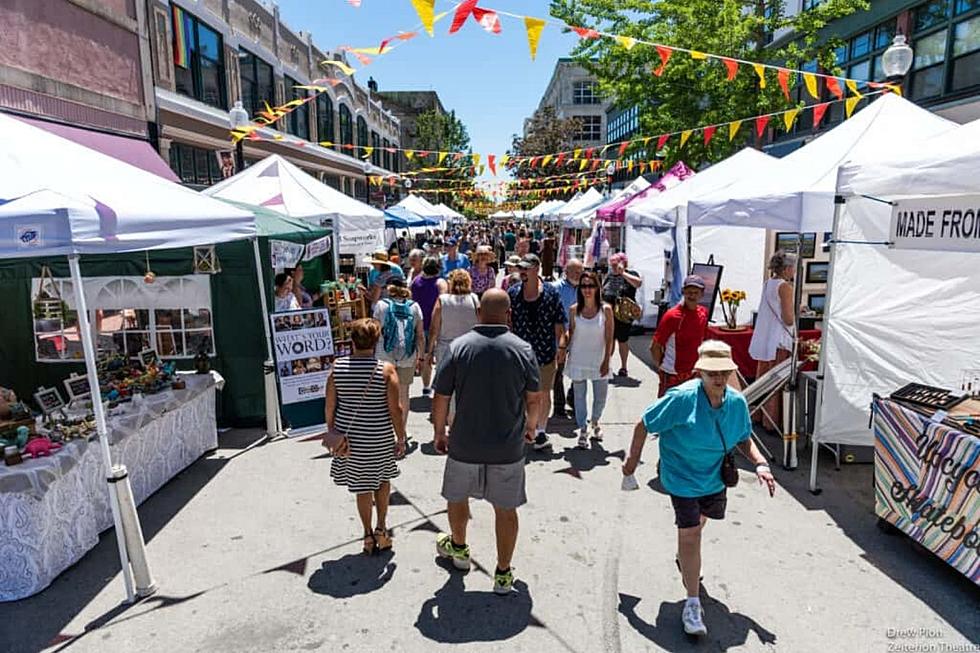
[323,363,379,455]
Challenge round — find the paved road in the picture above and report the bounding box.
[4,338,978,653]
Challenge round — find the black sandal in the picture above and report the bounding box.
[374,527,393,551]
[362,532,377,555]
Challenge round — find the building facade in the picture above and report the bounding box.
[374,88,447,153]
[527,58,611,149]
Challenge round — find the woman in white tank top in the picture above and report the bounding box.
[749,251,797,430]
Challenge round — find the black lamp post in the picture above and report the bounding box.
[228,100,250,172]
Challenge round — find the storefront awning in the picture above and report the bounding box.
[13,115,179,182]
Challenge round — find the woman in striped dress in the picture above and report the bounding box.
[326,318,407,554]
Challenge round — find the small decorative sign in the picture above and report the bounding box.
[63,372,92,402]
[138,348,161,369]
[304,235,333,261]
[33,386,66,416]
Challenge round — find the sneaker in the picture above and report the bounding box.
[591,424,603,441]
[436,532,471,571]
[576,429,589,449]
[493,568,515,595]
[617,368,628,377]
[532,431,552,451]
[682,601,707,636]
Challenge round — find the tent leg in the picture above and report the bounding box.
[809,435,821,495]
[251,238,284,442]
[69,255,154,603]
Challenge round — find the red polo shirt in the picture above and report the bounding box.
[653,303,709,375]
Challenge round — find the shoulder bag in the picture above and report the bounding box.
[323,363,380,455]
[715,418,740,488]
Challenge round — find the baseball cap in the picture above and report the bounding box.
[682,274,706,290]
[505,255,522,267]
[518,253,541,269]
[446,237,458,246]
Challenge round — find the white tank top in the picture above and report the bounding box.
[749,278,794,362]
[437,293,479,346]
[565,308,611,381]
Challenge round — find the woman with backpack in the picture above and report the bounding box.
[372,278,424,439]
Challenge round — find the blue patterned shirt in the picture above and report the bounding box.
[508,281,568,366]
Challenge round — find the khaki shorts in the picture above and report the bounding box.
[538,361,557,393]
[441,458,527,509]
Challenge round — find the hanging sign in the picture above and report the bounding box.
[304,235,333,261]
[890,194,980,254]
[270,309,334,405]
[270,239,305,270]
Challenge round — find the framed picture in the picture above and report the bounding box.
[807,293,826,315]
[63,372,92,402]
[690,262,723,320]
[805,261,829,284]
[775,232,817,259]
[33,386,65,415]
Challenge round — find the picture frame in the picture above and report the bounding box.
[63,372,92,402]
[805,261,829,284]
[690,262,724,320]
[775,232,817,259]
[138,347,160,369]
[807,293,826,315]
[33,386,66,416]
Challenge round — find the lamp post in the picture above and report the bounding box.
[882,34,914,89]
[362,161,372,206]
[605,161,616,197]
[228,100,250,172]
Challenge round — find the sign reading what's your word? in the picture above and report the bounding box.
[270,308,334,405]
[890,194,980,253]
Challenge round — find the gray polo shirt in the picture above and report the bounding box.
[433,324,540,465]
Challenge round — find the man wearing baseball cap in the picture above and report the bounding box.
[651,274,709,397]
[624,340,776,637]
[440,237,470,278]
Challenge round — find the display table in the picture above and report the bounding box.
[0,372,222,601]
[706,325,821,381]
[872,397,980,586]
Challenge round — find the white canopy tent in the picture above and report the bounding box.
[559,187,605,228]
[434,202,464,221]
[205,154,385,266]
[809,117,980,492]
[0,111,258,603]
[398,194,446,219]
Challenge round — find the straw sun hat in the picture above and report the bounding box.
[694,340,739,372]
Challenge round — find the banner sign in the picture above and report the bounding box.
[270,309,334,405]
[270,239,305,271]
[889,194,980,253]
[873,398,980,585]
[304,235,332,261]
[340,230,383,259]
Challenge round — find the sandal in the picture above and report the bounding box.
[374,527,393,551]
[362,532,377,555]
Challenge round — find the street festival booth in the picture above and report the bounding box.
[397,194,448,231]
[0,112,258,602]
[557,188,605,266]
[687,93,955,470]
[818,118,980,585]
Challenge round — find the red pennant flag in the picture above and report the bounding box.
[488,154,496,175]
[419,150,431,158]
[777,69,791,101]
[657,134,670,150]
[639,161,647,173]
[755,115,770,138]
[571,25,600,39]
[584,147,595,159]
[654,46,673,77]
[530,156,540,169]
[703,125,717,146]
[379,38,392,54]
[721,58,738,81]
[472,7,501,34]
[618,140,630,157]
[449,0,478,34]
[591,159,601,171]
[812,102,829,128]
[825,77,844,100]
[555,152,567,167]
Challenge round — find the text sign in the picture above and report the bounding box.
[270,309,334,405]
[890,194,980,253]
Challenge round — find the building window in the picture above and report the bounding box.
[802,0,826,9]
[169,142,223,187]
[339,104,353,147]
[951,14,980,89]
[371,131,381,167]
[908,0,980,99]
[284,77,310,140]
[606,105,639,143]
[172,6,226,109]
[239,50,274,120]
[317,94,335,145]
[574,115,602,142]
[915,0,950,32]
[572,81,599,105]
[32,276,215,362]
[356,115,369,149]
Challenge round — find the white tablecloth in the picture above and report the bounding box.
[0,373,220,601]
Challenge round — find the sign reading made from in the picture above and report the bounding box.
[890,194,980,253]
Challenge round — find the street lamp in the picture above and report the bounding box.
[362,160,372,206]
[228,100,250,172]
[605,161,617,196]
[882,34,914,87]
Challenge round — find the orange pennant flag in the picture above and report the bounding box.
[825,76,844,100]
[654,46,673,77]
[778,69,791,101]
[410,0,436,36]
[753,64,766,88]
[721,57,739,81]
[618,140,630,157]
[524,16,546,60]
[571,25,600,39]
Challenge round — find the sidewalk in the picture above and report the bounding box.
[3,337,978,653]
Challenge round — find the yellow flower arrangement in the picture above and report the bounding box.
[720,288,747,329]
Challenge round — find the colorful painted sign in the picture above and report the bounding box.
[270,309,334,405]
[873,398,980,585]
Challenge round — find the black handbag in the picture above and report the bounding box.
[715,420,739,488]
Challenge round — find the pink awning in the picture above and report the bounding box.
[596,161,695,223]
[13,115,180,182]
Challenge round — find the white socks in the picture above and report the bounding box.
[685,597,701,609]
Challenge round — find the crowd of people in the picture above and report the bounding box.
[320,222,785,638]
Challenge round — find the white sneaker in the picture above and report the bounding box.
[576,429,589,449]
[591,423,603,441]
[682,601,707,636]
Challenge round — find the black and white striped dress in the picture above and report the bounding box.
[329,356,399,493]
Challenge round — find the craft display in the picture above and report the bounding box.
[890,382,967,411]
[97,354,177,401]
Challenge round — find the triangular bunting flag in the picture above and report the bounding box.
[703,125,717,145]
[680,130,692,148]
[541,154,553,167]
[657,134,669,150]
[639,161,647,173]
[753,63,766,88]
[580,159,588,171]
[449,0,478,34]
[571,25,600,39]
[591,159,601,171]
[825,76,844,100]
[500,154,510,166]
[845,96,861,118]
[654,45,673,76]
[555,152,567,167]
[405,150,415,160]
[361,146,374,159]
[728,120,742,141]
[438,151,448,165]
[524,16,546,60]
[616,35,637,50]
[410,0,436,36]
[690,50,708,60]
[755,115,770,138]
[782,108,800,132]
[845,79,862,97]
[721,57,738,81]
[473,7,502,34]
[321,60,356,76]
[618,140,630,157]
[573,148,581,159]
[584,147,595,159]
[778,69,791,101]
[530,157,540,169]
[812,102,828,128]
[803,72,819,99]
[471,153,481,167]
[627,160,635,173]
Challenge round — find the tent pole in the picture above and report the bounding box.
[782,234,806,470]
[69,255,153,603]
[251,237,282,440]
[686,219,692,275]
[331,215,341,280]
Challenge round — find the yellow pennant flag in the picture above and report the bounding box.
[321,59,356,76]
[438,151,448,165]
[349,46,384,55]
[362,146,374,159]
[783,108,800,132]
[803,73,819,99]
[524,16,546,60]
[573,148,581,160]
[680,130,693,148]
[500,154,510,166]
[753,64,766,88]
[410,0,436,37]
[728,120,742,141]
[405,150,415,160]
[616,35,637,50]
[541,154,553,167]
[579,158,588,171]
[845,79,863,97]
[627,160,635,173]
[689,50,708,60]
[845,96,861,118]
[319,141,334,148]
[471,153,481,167]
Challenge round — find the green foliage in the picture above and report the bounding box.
[408,109,475,208]
[507,106,583,180]
[549,0,869,169]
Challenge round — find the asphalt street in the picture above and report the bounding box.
[3,337,978,653]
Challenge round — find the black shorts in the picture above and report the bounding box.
[670,490,728,529]
[613,318,632,343]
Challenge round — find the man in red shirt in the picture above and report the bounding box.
[651,275,709,397]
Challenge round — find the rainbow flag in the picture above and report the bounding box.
[172,4,191,69]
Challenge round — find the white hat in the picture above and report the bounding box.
[694,340,738,372]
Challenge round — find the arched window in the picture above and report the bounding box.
[356,115,368,148]
[316,94,335,146]
[339,104,353,146]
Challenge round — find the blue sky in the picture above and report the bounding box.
[276,1,584,183]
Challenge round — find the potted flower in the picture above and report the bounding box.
[720,288,747,331]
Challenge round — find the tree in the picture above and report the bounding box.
[507,106,582,179]
[549,0,869,169]
[406,109,476,209]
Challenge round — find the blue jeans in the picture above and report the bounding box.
[572,379,609,430]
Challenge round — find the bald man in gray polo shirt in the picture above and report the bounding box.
[432,288,541,595]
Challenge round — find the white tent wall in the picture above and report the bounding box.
[625,224,673,328]
[689,226,767,323]
[814,196,980,447]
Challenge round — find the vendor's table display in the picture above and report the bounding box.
[705,325,821,381]
[0,372,222,601]
[872,393,980,586]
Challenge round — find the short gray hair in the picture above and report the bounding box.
[408,248,425,261]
